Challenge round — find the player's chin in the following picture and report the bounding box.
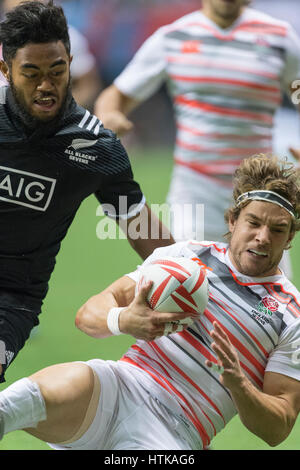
[31,108,60,122]
[31,102,61,121]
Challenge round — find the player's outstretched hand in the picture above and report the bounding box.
[101,110,134,136]
[206,321,245,390]
[119,281,194,341]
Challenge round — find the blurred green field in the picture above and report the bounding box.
[1,148,300,451]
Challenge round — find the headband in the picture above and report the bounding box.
[236,190,298,219]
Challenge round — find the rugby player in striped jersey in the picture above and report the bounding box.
[1,154,300,450]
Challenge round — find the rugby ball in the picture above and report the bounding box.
[137,256,209,317]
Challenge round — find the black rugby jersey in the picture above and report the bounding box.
[0,87,144,311]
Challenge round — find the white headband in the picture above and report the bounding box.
[236,190,298,219]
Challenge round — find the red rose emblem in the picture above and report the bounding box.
[261,296,279,312]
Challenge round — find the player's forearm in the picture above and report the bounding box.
[75,291,116,338]
[94,85,138,134]
[229,376,295,446]
[95,85,134,114]
[119,205,175,260]
[75,277,135,338]
[128,235,174,261]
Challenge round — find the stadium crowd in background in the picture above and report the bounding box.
[94,0,300,280]
[0,1,174,384]
[0,154,300,450]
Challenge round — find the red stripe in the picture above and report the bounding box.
[161,267,188,283]
[167,55,279,80]
[177,123,272,140]
[176,139,271,156]
[175,95,273,123]
[174,158,243,177]
[230,268,300,314]
[205,309,265,377]
[121,354,210,446]
[153,259,191,276]
[190,269,206,295]
[174,158,235,187]
[174,285,198,307]
[129,344,173,378]
[261,285,300,317]
[170,75,280,94]
[270,285,300,311]
[209,291,269,358]
[229,267,277,287]
[189,242,227,254]
[235,22,287,36]
[171,292,198,314]
[179,329,217,363]
[147,346,216,442]
[150,342,225,425]
[238,27,287,37]
[152,259,191,280]
[165,21,235,41]
[265,284,288,304]
[149,274,172,309]
[288,304,300,318]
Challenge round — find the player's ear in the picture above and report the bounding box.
[0,60,10,82]
[228,211,237,234]
[69,55,73,65]
[285,227,295,250]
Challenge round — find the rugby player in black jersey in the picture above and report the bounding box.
[0,1,174,382]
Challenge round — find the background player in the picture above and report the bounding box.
[0,154,299,450]
[95,0,300,277]
[0,1,174,383]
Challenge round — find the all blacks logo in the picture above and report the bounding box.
[0,166,56,211]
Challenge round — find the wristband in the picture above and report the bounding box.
[107,307,125,335]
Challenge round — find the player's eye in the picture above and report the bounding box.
[52,70,64,77]
[248,220,259,227]
[23,73,38,79]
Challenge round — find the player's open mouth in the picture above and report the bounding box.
[34,97,57,111]
[247,249,268,258]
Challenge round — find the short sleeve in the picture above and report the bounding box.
[281,25,300,96]
[114,27,167,101]
[94,130,145,219]
[265,318,300,382]
[95,169,145,220]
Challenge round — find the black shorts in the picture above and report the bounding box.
[0,305,39,383]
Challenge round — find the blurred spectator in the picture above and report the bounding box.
[0,0,102,110]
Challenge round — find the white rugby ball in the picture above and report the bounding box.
[137,256,209,317]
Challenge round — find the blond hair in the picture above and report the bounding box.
[224,155,300,237]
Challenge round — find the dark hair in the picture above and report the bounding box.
[224,154,300,237]
[0,1,70,63]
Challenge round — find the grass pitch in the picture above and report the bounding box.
[1,148,300,450]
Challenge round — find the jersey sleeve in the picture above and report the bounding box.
[125,241,195,282]
[114,27,167,101]
[265,318,300,382]
[94,130,145,220]
[281,24,300,96]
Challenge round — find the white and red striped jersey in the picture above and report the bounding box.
[115,8,300,182]
[122,240,300,448]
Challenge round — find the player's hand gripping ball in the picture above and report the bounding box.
[137,257,209,322]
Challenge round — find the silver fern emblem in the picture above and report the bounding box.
[68,138,98,151]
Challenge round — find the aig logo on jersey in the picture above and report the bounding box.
[0,166,56,211]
